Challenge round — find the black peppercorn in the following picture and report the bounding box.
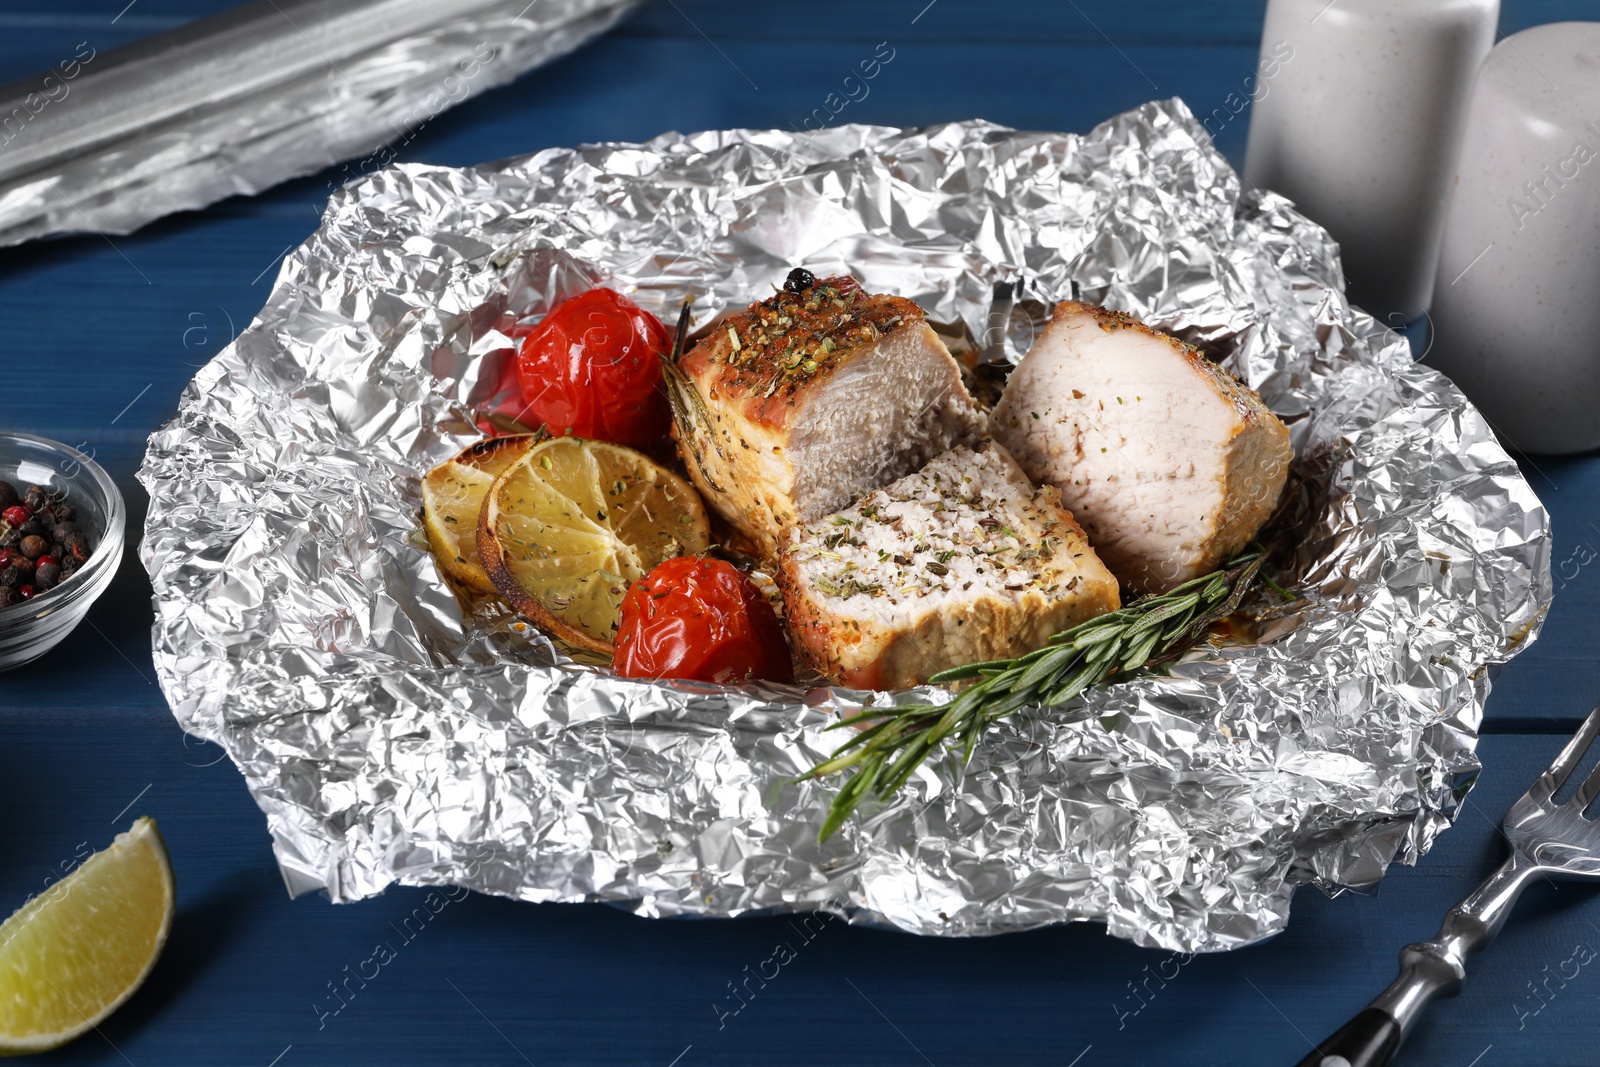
[0,586,16,608]
[784,267,816,294]
[3,484,93,575]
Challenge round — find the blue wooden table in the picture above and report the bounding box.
[3,3,1599,1064]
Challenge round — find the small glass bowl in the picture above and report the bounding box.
[0,433,125,672]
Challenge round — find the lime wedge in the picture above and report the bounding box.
[0,817,175,1055]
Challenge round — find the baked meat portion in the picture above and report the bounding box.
[992,301,1291,594]
[776,441,1120,690]
[672,273,984,560]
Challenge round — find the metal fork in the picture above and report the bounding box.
[1293,702,1600,1067]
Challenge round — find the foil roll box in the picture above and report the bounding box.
[139,100,1552,952]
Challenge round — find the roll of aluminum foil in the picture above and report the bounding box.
[138,99,1552,952]
[0,0,641,247]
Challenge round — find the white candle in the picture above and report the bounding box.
[1428,23,1600,456]
[1243,0,1499,325]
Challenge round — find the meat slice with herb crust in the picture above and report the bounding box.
[776,440,1120,690]
[669,270,985,561]
[992,301,1292,595]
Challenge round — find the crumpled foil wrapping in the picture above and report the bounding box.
[138,99,1552,952]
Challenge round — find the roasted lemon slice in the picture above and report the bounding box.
[478,437,711,652]
[422,434,542,593]
[0,818,175,1056]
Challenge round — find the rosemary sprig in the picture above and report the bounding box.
[660,298,731,495]
[804,547,1271,840]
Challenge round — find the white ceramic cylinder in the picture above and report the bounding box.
[1243,0,1499,324]
[1428,24,1600,455]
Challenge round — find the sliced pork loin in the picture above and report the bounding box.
[672,272,985,560]
[776,440,1120,690]
[992,301,1291,595]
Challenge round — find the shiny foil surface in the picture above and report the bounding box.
[138,100,1552,952]
[0,0,641,247]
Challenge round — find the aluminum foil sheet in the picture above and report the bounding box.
[138,99,1553,952]
[0,0,641,247]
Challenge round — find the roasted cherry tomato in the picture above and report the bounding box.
[515,287,672,448]
[613,556,794,684]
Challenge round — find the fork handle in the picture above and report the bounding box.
[1292,850,1540,1067]
[1291,1009,1400,1067]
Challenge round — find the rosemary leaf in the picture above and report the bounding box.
[1017,643,1077,692]
[1070,625,1123,651]
[1121,629,1163,672]
[803,546,1271,840]
[1122,591,1201,640]
[1045,662,1103,706]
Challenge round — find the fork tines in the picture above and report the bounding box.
[1535,703,1600,811]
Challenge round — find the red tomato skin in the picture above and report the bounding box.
[515,288,672,447]
[613,557,794,684]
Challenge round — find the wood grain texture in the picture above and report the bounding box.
[0,729,1596,1066]
[1,1,1584,44]
[0,2,1597,1064]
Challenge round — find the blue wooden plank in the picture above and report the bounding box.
[0,1,1583,206]
[390,37,1268,165]
[0,30,1591,728]
[0,727,1595,1066]
[0,4,1598,1065]
[1,0,1585,47]
[618,0,1597,42]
